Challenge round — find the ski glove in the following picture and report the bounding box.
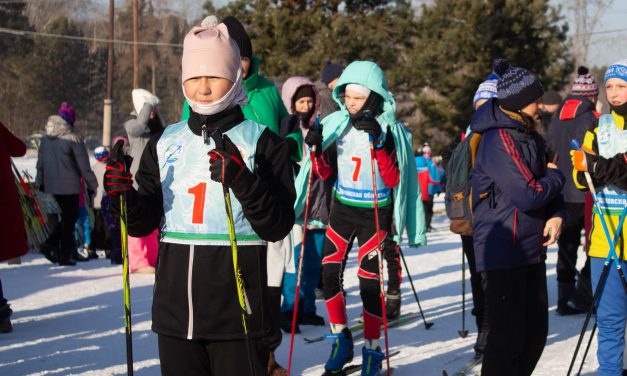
[352,113,381,139]
[104,140,134,196]
[304,124,323,149]
[570,148,597,172]
[208,134,246,187]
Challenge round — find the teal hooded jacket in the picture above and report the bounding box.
[294,61,427,247]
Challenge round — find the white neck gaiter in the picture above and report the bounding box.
[183,68,248,116]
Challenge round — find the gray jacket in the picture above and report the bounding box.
[36,115,98,195]
[124,103,152,187]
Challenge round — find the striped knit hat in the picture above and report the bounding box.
[472,73,499,108]
[493,58,544,111]
[572,66,598,101]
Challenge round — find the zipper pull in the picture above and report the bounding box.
[202,123,208,145]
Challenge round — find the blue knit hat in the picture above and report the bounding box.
[604,59,627,83]
[493,59,544,111]
[472,73,499,108]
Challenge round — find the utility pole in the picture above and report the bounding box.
[102,0,114,148]
[132,0,139,89]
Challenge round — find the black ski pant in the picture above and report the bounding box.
[383,235,402,293]
[45,194,79,262]
[322,199,393,339]
[556,202,590,284]
[158,334,269,376]
[480,262,548,376]
[461,235,488,334]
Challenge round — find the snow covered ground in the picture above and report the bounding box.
[2,155,599,375]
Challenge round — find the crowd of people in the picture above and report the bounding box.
[1,13,626,376]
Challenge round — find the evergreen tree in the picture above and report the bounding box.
[409,0,573,151]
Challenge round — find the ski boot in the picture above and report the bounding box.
[385,291,401,320]
[323,328,354,374]
[361,347,386,376]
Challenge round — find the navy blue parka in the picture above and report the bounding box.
[470,99,566,272]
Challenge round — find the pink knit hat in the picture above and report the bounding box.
[181,23,240,83]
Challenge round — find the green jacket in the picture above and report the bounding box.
[181,56,301,160]
[294,60,427,247]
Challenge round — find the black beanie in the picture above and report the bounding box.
[493,58,544,111]
[321,61,344,86]
[222,16,252,59]
[293,85,316,102]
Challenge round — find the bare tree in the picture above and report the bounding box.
[569,0,614,67]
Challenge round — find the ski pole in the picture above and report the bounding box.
[398,247,434,329]
[210,130,256,376]
[119,192,133,376]
[368,131,391,376]
[287,115,320,376]
[566,205,627,376]
[459,249,468,338]
[576,322,597,376]
[571,139,627,293]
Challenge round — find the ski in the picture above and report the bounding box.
[322,350,400,375]
[442,354,483,376]
[305,312,420,344]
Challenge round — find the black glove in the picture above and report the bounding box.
[304,124,323,149]
[353,112,381,139]
[104,140,134,196]
[375,128,394,151]
[208,134,246,187]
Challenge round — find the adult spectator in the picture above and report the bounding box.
[36,102,98,266]
[0,121,28,332]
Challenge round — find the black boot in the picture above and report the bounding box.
[280,311,300,334]
[40,243,58,264]
[0,303,13,333]
[385,290,401,320]
[300,312,325,326]
[568,276,593,312]
[474,331,488,356]
[557,283,584,315]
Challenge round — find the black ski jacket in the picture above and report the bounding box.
[123,106,295,341]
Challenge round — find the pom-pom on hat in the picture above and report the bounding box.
[94,146,110,162]
[57,102,76,126]
[221,16,252,59]
[604,59,627,83]
[181,23,240,83]
[321,61,344,86]
[572,66,599,100]
[493,58,544,112]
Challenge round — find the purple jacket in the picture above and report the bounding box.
[470,99,565,272]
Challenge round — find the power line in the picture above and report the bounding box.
[0,26,183,48]
[571,27,627,36]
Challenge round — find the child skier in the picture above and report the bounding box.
[278,76,328,334]
[296,60,425,375]
[103,21,295,375]
[571,58,627,376]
